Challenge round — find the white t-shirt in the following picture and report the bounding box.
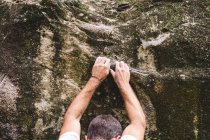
[59,132,79,140]
[59,131,137,140]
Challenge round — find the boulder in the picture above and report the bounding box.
[0,0,209,139]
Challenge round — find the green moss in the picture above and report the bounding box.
[1,0,210,139]
[117,0,135,4]
[20,115,34,129]
[70,56,91,83]
[165,14,182,29]
[207,0,210,26]
[0,5,10,22]
[160,4,183,30]
[148,80,199,139]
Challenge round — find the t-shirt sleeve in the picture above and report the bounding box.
[120,135,137,140]
[59,131,80,140]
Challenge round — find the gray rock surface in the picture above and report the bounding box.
[0,0,210,139]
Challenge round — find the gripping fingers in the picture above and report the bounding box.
[100,57,107,64]
[119,61,124,68]
[95,57,102,64]
[116,61,120,71]
[104,58,111,67]
[125,63,129,72]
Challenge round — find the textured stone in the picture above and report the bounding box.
[0,0,209,139]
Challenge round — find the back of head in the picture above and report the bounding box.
[87,114,122,140]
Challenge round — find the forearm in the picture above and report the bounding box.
[60,57,110,135]
[120,84,146,127]
[65,77,100,120]
[110,61,146,139]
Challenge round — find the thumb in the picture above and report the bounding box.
[110,69,115,77]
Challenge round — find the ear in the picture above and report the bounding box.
[116,135,121,140]
[85,135,88,140]
[111,135,121,140]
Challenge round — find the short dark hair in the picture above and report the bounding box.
[87,114,122,140]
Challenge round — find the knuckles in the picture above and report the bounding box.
[95,64,109,69]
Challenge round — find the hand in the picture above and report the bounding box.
[91,57,110,82]
[110,61,130,89]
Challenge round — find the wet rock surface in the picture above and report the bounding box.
[0,0,210,139]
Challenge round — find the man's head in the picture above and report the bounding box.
[86,115,122,140]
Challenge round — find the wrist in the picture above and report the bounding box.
[91,75,102,82]
[89,76,101,85]
[117,82,131,91]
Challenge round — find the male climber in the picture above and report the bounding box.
[59,57,146,140]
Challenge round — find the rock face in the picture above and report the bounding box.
[0,0,210,139]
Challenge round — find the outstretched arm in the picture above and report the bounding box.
[111,61,146,140]
[60,57,110,136]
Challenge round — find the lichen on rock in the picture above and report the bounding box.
[0,0,210,139]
